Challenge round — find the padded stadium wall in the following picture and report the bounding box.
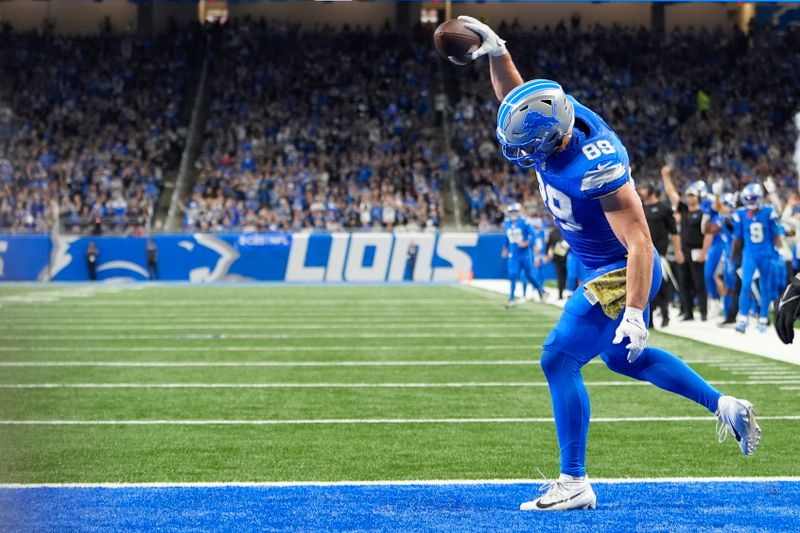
[0,233,555,283]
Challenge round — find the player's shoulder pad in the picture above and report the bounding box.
[576,150,629,200]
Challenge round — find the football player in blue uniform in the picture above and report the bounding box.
[702,186,725,316]
[717,192,740,324]
[502,203,544,306]
[457,15,761,511]
[529,216,549,298]
[729,183,784,333]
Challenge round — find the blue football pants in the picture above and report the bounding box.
[539,255,723,477]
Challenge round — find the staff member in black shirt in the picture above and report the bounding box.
[546,223,569,300]
[637,183,684,327]
[662,165,708,321]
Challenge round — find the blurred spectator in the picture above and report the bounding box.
[0,23,198,234]
[185,19,444,232]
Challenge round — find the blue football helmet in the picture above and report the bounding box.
[496,80,575,168]
[741,183,764,209]
[506,202,522,220]
[722,192,738,209]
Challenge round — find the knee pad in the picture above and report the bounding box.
[540,347,561,378]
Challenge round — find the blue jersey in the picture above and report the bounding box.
[732,206,782,258]
[704,207,723,248]
[716,213,735,257]
[534,96,630,269]
[528,224,546,259]
[503,218,535,260]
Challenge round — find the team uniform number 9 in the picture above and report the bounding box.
[581,140,616,160]
[749,222,764,244]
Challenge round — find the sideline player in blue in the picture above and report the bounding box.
[502,203,544,306]
[716,192,740,324]
[456,15,761,511]
[702,184,725,316]
[529,216,549,297]
[730,183,783,333]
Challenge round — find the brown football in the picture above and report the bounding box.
[433,19,482,66]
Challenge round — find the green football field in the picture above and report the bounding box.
[1,284,799,484]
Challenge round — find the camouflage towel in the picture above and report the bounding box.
[583,267,627,320]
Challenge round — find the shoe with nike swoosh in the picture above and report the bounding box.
[715,395,761,456]
[520,474,596,511]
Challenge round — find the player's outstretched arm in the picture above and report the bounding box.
[489,54,524,102]
[601,183,654,311]
[602,182,654,363]
[458,16,523,101]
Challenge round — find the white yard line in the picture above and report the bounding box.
[0,358,748,368]
[0,332,548,341]
[3,477,800,489]
[0,380,796,389]
[0,345,526,353]
[1,415,798,425]
[0,299,487,306]
[0,360,544,368]
[1,324,549,331]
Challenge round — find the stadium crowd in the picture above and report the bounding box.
[184,20,445,232]
[0,22,198,233]
[454,20,800,228]
[1,18,798,238]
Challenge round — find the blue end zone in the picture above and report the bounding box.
[2,482,799,532]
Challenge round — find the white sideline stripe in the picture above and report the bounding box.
[0,380,797,389]
[779,386,800,390]
[1,416,798,426]
[3,477,800,489]
[0,360,543,368]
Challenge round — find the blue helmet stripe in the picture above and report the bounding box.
[497,79,562,127]
[498,80,561,125]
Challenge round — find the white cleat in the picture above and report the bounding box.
[520,474,597,511]
[716,395,761,456]
[538,290,550,302]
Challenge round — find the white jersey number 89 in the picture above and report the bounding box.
[582,140,616,160]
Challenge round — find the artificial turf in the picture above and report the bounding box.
[1,284,798,483]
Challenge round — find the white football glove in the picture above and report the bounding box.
[612,307,648,363]
[764,176,777,194]
[457,16,507,60]
[711,179,724,197]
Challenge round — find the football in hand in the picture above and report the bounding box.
[433,19,482,66]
